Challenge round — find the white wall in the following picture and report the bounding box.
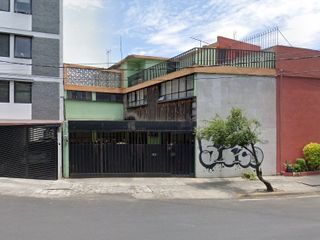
[0,12,31,31]
[0,103,32,120]
[195,73,277,177]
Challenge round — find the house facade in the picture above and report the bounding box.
[62,39,277,178]
[0,0,63,179]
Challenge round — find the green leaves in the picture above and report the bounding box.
[197,108,261,148]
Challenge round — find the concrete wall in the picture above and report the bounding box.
[32,37,60,77]
[32,0,60,34]
[32,81,60,120]
[195,73,276,177]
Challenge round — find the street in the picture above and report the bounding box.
[0,194,319,240]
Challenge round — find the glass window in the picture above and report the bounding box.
[127,89,147,107]
[172,79,179,99]
[14,82,32,103]
[96,93,123,103]
[0,0,10,11]
[15,36,32,59]
[179,77,186,98]
[179,77,186,92]
[67,91,91,101]
[0,81,9,102]
[0,33,10,57]
[187,75,194,90]
[165,81,171,100]
[158,75,194,101]
[160,83,165,97]
[14,0,31,14]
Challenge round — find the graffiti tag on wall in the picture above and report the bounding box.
[197,138,264,170]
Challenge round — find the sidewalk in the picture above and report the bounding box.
[0,175,319,200]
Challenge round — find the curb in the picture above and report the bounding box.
[237,190,320,199]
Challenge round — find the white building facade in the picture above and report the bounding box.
[0,0,63,179]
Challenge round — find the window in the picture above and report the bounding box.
[14,0,31,14]
[127,89,147,107]
[96,93,123,103]
[159,75,194,101]
[15,36,32,59]
[67,91,92,101]
[0,81,9,102]
[14,82,32,103]
[0,0,10,11]
[0,33,10,57]
[186,75,194,97]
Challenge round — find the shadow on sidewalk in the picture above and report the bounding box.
[187,180,249,194]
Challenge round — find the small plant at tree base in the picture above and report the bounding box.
[303,143,320,171]
[197,108,274,192]
[293,164,301,173]
[242,171,257,181]
[294,158,308,172]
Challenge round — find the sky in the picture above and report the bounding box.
[63,0,320,67]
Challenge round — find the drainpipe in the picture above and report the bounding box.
[276,69,283,174]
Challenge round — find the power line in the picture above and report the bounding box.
[1,54,320,73]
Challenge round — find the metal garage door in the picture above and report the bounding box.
[0,125,58,180]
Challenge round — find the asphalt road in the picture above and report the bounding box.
[0,194,319,240]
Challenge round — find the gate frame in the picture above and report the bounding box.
[67,120,195,178]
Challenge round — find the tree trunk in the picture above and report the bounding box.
[250,143,274,192]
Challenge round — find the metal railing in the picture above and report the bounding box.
[128,48,275,86]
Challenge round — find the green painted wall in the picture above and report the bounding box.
[65,100,124,120]
[122,59,165,87]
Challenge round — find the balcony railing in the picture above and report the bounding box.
[128,48,275,86]
[65,65,122,88]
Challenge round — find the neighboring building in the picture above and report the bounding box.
[0,0,63,179]
[272,46,320,173]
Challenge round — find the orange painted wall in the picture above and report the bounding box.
[275,46,320,172]
[207,36,261,51]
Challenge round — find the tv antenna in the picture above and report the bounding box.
[106,49,111,67]
[190,36,210,47]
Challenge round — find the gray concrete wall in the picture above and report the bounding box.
[195,73,276,177]
[32,82,59,120]
[32,0,60,34]
[32,37,60,77]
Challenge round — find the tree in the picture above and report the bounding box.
[197,108,274,192]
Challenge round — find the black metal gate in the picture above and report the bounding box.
[0,125,58,180]
[69,121,195,177]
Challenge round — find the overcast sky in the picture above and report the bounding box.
[63,0,320,66]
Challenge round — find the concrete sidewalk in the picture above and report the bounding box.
[0,175,319,200]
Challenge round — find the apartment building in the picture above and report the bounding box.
[0,0,63,179]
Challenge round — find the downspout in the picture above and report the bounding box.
[276,69,283,174]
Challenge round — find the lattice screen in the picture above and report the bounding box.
[66,67,121,88]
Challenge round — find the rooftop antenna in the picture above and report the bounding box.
[106,49,111,67]
[120,36,123,60]
[190,36,210,47]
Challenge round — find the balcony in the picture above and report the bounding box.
[128,48,275,86]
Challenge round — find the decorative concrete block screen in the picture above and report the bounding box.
[66,66,121,88]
